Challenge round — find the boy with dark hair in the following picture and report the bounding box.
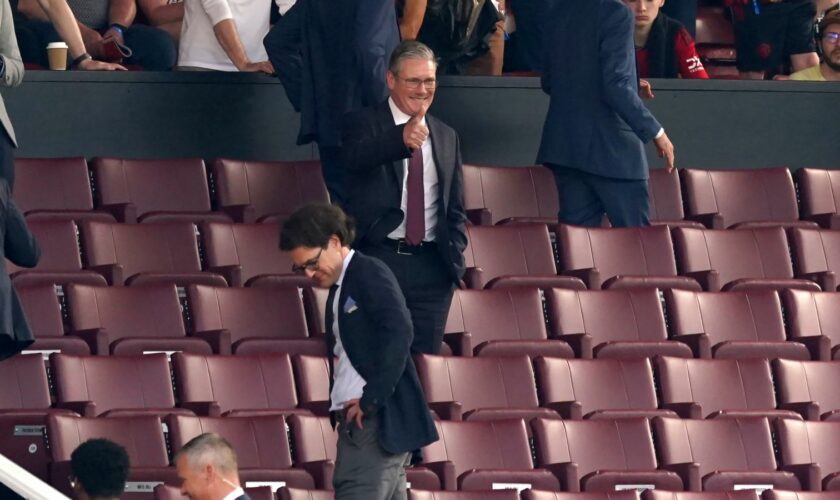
[69,439,129,500]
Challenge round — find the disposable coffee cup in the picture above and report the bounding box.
[46,42,68,70]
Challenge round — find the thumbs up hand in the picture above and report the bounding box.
[402,108,429,150]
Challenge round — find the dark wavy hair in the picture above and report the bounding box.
[280,204,356,250]
[70,439,130,498]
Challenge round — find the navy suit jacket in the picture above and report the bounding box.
[328,251,438,454]
[536,0,662,180]
[341,101,468,283]
[263,0,399,147]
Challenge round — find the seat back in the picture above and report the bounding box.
[15,284,65,337]
[7,219,83,275]
[187,285,309,342]
[213,159,329,221]
[656,357,778,416]
[168,414,295,468]
[287,414,337,463]
[789,228,840,277]
[533,357,659,414]
[645,492,759,500]
[653,417,779,477]
[0,353,52,410]
[665,289,786,344]
[773,359,840,414]
[796,168,840,218]
[781,289,840,343]
[557,225,679,287]
[203,222,294,283]
[291,355,330,409]
[445,288,550,344]
[410,491,522,500]
[695,7,736,46]
[46,414,169,466]
[422,419,534,478]
[531,418,659,474]
[673,227,795,283]
[51,353,176,414]
[648,168,688,223]
[463,224,556,279]
[276,489,335,500]
[681,168,800,226]
[14,157,95,213]
[66,284,186,340]
[545,288,669,343]
[462,165,558,224]
[523,493,640,500]
[762,492,840,500]
[172,352,298,413]
[416,354,540,412]
[776,419,840,474]
[91,157,213,215]
[81,221,204,277]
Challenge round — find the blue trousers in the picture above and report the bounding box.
[549,165,650,228]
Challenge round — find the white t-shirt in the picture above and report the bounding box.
[178,0,296,71]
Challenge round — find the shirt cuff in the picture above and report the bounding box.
[655,128,665,139]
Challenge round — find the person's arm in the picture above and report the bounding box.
[341,110,413,174]
[0,0,23,87]
[103,0,137,44]
[198,0,273,72]
[264,1,303,107]
[399,0,426,40]
[674,27,709,79]
[355,0,399,106]
[447,133,468,278]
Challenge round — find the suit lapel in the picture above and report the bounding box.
[428,116,453,212]
[374,101,405,188]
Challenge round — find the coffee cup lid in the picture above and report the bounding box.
[46,42,68,49]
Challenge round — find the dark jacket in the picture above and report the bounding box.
[537,0,662,180]
[0,179,39,360]
[644,13,688,78]
[328,251,438,454]
[263,0,399,147]
[341,101,468,282]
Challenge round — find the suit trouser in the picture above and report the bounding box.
[334,414,411,500]
[549,165,650,228]
[360,242,455,354]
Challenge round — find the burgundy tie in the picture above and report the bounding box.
[405,147,425,246]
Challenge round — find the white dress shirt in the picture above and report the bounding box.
[221,486,245,500]
[329,250,367,411]
[386,97,440,243]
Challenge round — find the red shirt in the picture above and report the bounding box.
[636,26,709,79]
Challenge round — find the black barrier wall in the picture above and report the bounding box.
[4,72,839,168]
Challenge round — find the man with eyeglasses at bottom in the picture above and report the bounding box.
[790,9,840,81]
[69,439,129,500]
[339,40,468,357]
[175,433,251,500]
[280,203,439,500]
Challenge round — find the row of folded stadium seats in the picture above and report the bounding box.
[13,157,840,231]
[13,411,840,497]
[14,281,840,359]
[12,218,840,295]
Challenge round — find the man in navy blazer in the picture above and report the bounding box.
[263,0,399,206]
[281,204,438,500]
[537,0,676,227]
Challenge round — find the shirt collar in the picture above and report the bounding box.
[222,487,245,500]
[336,249,355,288]
[388,97,426,127]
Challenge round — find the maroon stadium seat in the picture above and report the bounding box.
[462,224,586,290]
[16,284,90,355]
[80,220,227,287]
[544,288,693,358]
[462,164,558,225]
[291,355,331,417]
[168,414,315,490]
[773,359,840,421]
[644,492,759,500]
[65,284,212,355]
[7,219,107,287]
[555,224,700,291]
[187,285,323,355]
[444,288,574,358]
[50,353,192,418]
[523,493,641,500]
[0,354,75,481]
[655,356,801,419]
[664,288,810,360]
[46,414,176,499]
[90,157,232,224]
[533,357,675,420]
[202,222,310,287]
[780,289,838,360]
[788,228,840,291]
[415,354,559,423]
[672,227,819,292]
[762,492,840,500]
[13,157,115,223]
[648,168,704,229]
[172,352,304,417]
[421,419,560,491]
[680,168,814,229]
[531,417,683,492]
[212,159,329,223]
[286,414,337,490]
[652,416,802,492]
[776,419,840,491]
[276,488,335,500]
[410,491,521,500]
[795,168,840,229]
[695,6,737,64]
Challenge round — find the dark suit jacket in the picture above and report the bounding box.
[328,251,438,454]
[263,0,399,148]
[536,0,662,180]
[341,101,468,282]
[0,179,39,360]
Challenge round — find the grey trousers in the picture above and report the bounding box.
[334,415,411,500]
